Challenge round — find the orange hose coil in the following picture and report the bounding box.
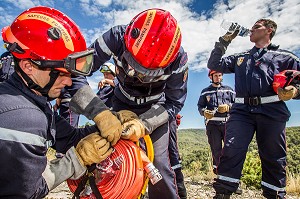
[67,137,153,199]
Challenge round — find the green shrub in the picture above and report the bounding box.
[178,126,300,190]
[241,151,262,189]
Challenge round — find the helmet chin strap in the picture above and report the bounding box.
[17,64,60,100]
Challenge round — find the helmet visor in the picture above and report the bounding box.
[121,50,165,83]
[30,48,94,76]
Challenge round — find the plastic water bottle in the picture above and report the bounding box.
[220,19,250,37]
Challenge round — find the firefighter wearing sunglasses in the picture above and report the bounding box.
[0,6,122,198]
[69,8,189,199]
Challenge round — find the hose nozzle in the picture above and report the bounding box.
[144,163,162,185]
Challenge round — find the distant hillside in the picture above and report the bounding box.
[177,128,212,174]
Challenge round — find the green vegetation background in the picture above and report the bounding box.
[178,126,300,189]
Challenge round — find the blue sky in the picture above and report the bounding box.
[0,0,299,129]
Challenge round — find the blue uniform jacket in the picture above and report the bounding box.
[89,25,188,119]
[208,42,300,122]
[0,72,97,198]
[197,84,235,125]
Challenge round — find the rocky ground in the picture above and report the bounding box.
[45,177,300,199]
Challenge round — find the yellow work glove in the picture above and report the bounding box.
[93,110,122,146]
[218,104,230,113]
[121,119,146,142]
[75,133,113,166]
[117,110,139,124]
[278,85,299,101]
[204,109,215,119]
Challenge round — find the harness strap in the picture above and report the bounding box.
[72,164,103,199]
[119,84,162,104]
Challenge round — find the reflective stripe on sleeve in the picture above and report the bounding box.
[201,89,235,96]
[0,127,46,147]
[97,35,112,56]
[172,63,188,74]
[261,181,285,192]
[217,175,240,183]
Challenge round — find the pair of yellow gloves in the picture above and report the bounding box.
[76,110,145,166]
[67,85,147,166]
[204,104,230,119]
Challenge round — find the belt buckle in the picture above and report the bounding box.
[248,97,260,106]
[134,97,146,104]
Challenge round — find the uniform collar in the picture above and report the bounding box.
[210,83,223,88]
[267,43,279,50]
[251,43,279,53]
[9,72,49,111]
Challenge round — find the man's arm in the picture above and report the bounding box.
[207,27,241,74]
[197,90,207,116]
[164,48,188,120]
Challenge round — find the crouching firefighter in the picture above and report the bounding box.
[71,8,189,199]
[0,6,122,198]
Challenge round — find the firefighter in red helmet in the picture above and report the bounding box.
[0,6,122,198]
[70,8,189,199]
[198,70,235,174]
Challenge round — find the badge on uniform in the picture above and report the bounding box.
[237,57,244,66]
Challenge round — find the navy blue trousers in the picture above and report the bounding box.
[169,118,184,183]
[206,123,225,169]
[213,113,287,199]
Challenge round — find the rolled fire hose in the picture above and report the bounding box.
[67,135,160,199]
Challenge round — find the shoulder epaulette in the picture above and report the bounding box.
[268,49,300,62]
[232,49,251,57]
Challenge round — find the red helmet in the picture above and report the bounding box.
[1,6,87,74]
[273,70,300,94]
[208,70,217,77]
[124,8,181,71]
[208,70,223,77]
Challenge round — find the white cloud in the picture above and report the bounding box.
[81,0,300,71]
[2,0,55,10]
[0,0,299,72]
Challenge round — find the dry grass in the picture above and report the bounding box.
[286,172,300,195]
[184,160,300,197]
